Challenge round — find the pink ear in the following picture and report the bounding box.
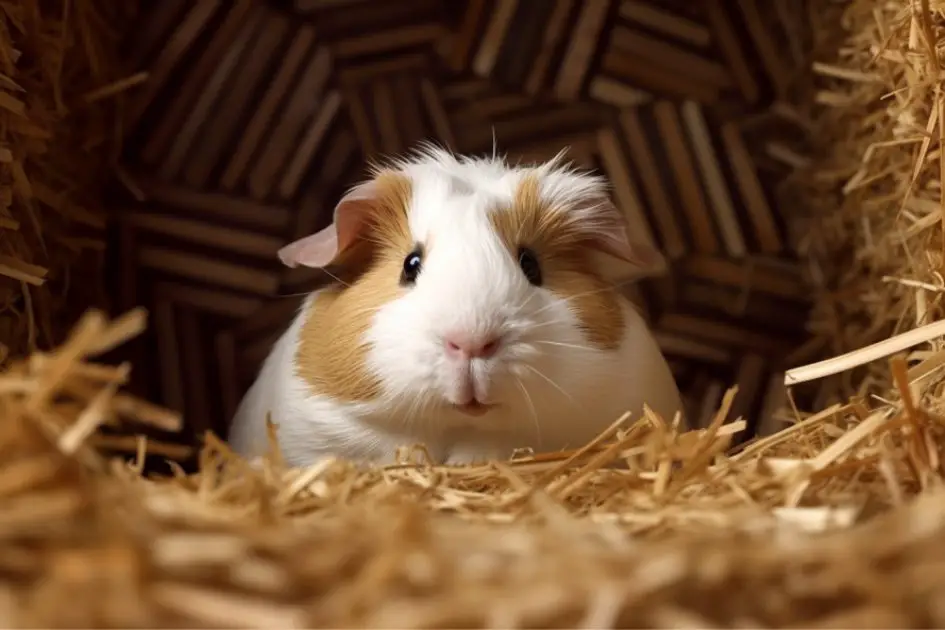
[277,180,381,269]
[576,197,666,275]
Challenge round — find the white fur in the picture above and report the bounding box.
[228,147,684,467]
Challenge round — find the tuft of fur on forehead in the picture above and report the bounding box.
[378,143,603,198]
[295,171,414,403]
[491,172,626,351]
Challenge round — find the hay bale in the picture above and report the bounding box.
[783,1,945,407]
[0,1,137,361]
[6,0,945,628]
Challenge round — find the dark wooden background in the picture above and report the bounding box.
[105,0,814,464]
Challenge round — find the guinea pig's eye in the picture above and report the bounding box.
[517,247,542,286]
[401,247,423,285]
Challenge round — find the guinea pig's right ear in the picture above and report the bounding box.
[277,180,381,269]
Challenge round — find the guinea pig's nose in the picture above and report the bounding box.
[444,332,501,360]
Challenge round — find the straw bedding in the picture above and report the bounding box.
[6,0,945,628]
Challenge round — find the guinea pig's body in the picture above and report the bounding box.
[228,147,684,467]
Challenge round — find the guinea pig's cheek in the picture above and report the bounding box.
[390,298,441,374]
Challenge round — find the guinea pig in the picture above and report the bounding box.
[227,145,685,467]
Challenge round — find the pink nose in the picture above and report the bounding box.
[444,333,501,360]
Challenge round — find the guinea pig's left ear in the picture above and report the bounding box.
[277,180,381,269]
[577,197,667,277]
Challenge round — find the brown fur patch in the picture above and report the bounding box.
[295,171,414,402]
[490,174,625,350]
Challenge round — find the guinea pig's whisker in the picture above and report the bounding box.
[276,291,314,299]
[404,389,431,428]
[322,269,352,288]
[509,290,539,317]
[522,364,578,408]
[519,317,571,333]
[530,284,624,317]
[533,339,595,352]
[515,375,541,447]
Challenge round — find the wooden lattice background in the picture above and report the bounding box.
[110,0,814,455]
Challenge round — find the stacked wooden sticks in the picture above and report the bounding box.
[116,0,814,448]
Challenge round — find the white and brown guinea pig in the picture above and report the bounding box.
[228,145,684,467]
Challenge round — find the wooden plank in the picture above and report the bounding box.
[155,282,264,319]
[345,85,379,157]
[141,180,293,233]
[618,1,711,48]
[247,46,333,200]
[138,247,280,296]
[337,53,428,85]
[178,308,212,438]
[654,331,732,365]
[450,94,533,123]
[755,371,789,437]
[154,301,185,415]
[392,76,427,144]
[127,213,283,258]
[594,128,659,256]
[216,331,241,428]
[600,51,720,103]
[183,11,292,188]
[420,79,457,147]
[118,220,140,312]
[473,0,519,77]
[524,0,575,94]
[678,255,805,300]
[589,77,651,107]
[294,0,370,9]
[720,123,783,253]
[297,0,442,38]
[658,312,794,355]
[141,0,255,167]
[159,5,261,180]
[705,2,759,104]
[616,109,686,259]
[554,0,610,99]
[128,0,192,66]
[492,0,558,88]
[728,353,768,428]
[652,101,718,254]
[373,81,403,154]
[736,0,789,97]
[232,300,303,340]
[125,1,222,133]
[277,91,344,200]
[679,101,748,257]
[446,0,489,71]
[609,26,732,88]
[292,132,359,240]
[333,24,446,57]
[220,24,317,191]
[678,281,808,335]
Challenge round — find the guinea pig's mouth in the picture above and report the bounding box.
[453,400,498,417]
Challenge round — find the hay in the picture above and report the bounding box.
[3,309,945,627]
[0,1,135,361]
[785,0,945,406]
[7,0,945,627]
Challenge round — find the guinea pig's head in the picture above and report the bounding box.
[279,147,665,433]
